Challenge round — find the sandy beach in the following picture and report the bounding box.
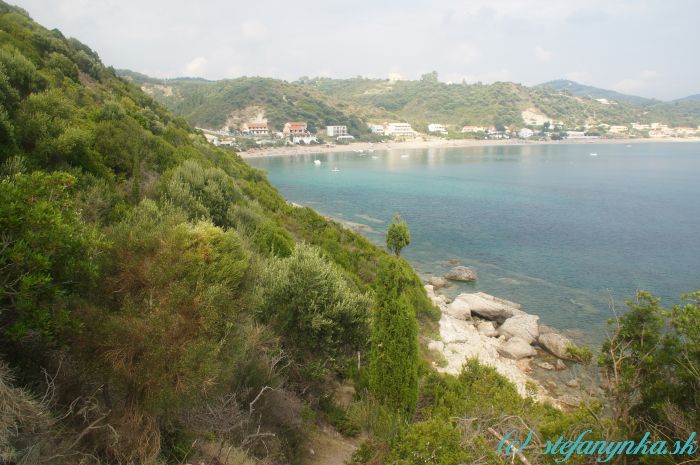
[239,136,700,159]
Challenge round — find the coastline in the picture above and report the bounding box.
[239,136,700,159]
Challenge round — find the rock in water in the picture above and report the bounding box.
[446,295,471,320]
[538,332,578,361]
[498,313,540,344]
[537,361,555,370]
[555,359,567,371]
[497,337,537,360]
[428,276,449,289]
[444,266,477,282]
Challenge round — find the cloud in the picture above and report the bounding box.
[613,69,660,94]
[184,56,208,76]
[534,46,552,62]
[240,19,268,41]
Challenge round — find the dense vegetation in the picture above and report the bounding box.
[1,3,698,465]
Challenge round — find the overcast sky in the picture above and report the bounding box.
[13,0,700,100]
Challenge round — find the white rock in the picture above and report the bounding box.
[555,359,567,371]
[456,292,523,323]
[498,313,540,344]
[428,340,444,352]
[537,361,556,370]
[476,320,498,337]
[428,276,449,289]
[538,332,578,361]
[446,294,472,320]
[497,337,537,360]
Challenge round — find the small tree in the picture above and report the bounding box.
[386,213,410,257]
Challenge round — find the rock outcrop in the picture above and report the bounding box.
[444,266,477,282]
[497,337,537,360]
[446,295,472,320]
[476,320,498,337]
[428,276,449,289]
[498,313,540,344]
[456,292,522,323]
[538,332,578,361]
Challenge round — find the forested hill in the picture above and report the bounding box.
[122,70,700,133]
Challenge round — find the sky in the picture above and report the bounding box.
[12,0,700,100]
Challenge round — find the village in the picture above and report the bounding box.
[198,118,700,150]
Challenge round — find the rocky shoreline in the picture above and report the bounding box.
[423,268,600,408]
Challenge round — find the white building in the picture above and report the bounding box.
[384,123,416,139]
[369,124,385,135]
[518,128,534,139]
[608,125,629,134]
[427,123,448,135]
[243,122,269,136]
[566,131,587,139]
[632,123,650,131]
[326,125,348,137]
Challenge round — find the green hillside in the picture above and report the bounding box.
[123,70,700,134]
[2,3,698,465]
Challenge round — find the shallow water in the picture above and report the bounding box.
[248,143,700,344]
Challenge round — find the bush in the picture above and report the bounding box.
[255,243,371,362]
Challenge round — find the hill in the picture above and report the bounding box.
[123,71,700,133]
[536,79,655,105]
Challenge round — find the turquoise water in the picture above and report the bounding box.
[248,143,700,343]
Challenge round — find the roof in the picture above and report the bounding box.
[248,122,267,128]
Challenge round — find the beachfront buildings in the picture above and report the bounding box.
[242,122,269,136]
[283,122,308,137]
[609,125,629,134]
[326,125,348,137]
[428,123,448,135]
[518,128,534,139]
[461,125,488,133]
[369,124,385,135]
[384,122,417,140]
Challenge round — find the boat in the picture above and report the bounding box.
[400,154,409,159]
[332,167,340,172]
[313,160,321,165]
[589,153,598,157]
[371,155,379,159]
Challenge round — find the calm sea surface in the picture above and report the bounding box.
[248,143,700,343]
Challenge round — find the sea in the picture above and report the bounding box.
[247,142,700,344]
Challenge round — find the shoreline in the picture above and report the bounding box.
[239,136,700,159]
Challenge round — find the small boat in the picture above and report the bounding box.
[313,160,321,165]
[589,152,598,157]
[371,155,379,159]
[332,167,340,172]
[400,154,409,159]
[368,149,374,153]
[625,144,632,148]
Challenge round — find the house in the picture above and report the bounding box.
[243,122,269,136]
[518,128,534,139]
[283,122,308,138]
[326,125,348,137]
[461,126,487,133]
[204,133,220,146]
[369,124,385,135]
[632,123,650,131]
[608,125,629,134]
[384,123,416,139]
[427,123,448,135]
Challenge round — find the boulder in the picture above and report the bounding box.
[555,359,567,371]
[446,295,471,320]
[428,276,449,289]
[498,313,540,344]
[538,332,578,361]
[476,320,498,337]
[444,266,477,282]
[566,378,580,388]
[558,394,582,408]
[452,292,522,323]
[497,337,537,360]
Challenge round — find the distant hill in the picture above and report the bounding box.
[120,71,700,132]
[676,94,700,103]
[536,79,654,105]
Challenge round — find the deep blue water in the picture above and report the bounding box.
[248,143,700,343]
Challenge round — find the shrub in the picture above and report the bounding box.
[255,243,371,362]
[368,256,419,416]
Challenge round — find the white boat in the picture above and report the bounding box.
[400,154,409,158]
[589,152,598,157]
[626,144,632,148]
[332,167,340,172]
[371,155,379,159]
[313,160,321,165]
